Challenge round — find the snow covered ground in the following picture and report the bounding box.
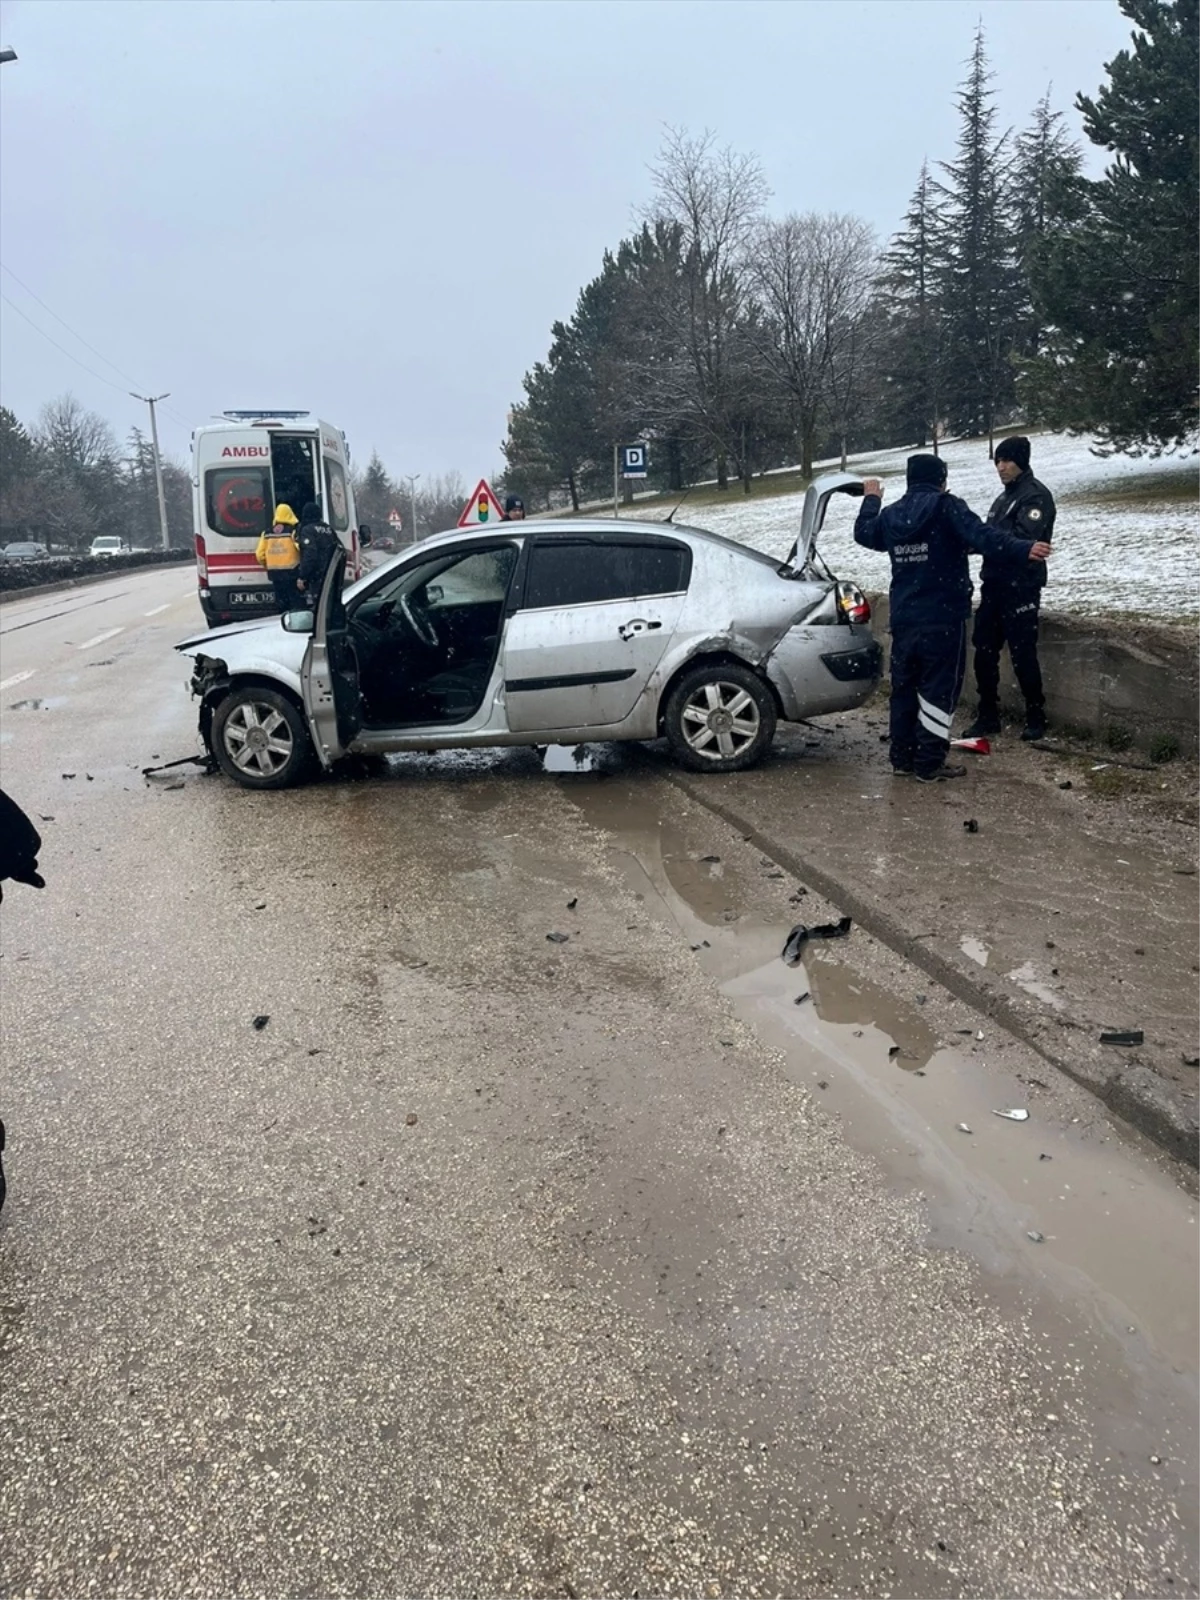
[652,434,1198,622]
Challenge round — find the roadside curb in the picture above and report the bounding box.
[662,768,1199,1170]
[0,560,190,606]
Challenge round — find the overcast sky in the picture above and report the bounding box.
[0,0,1134,482]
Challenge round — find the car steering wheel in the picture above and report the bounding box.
[399,592,439,649]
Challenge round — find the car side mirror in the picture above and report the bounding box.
[359,524,372,546]
[281,609,315,634]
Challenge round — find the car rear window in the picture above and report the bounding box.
[524,538,691,609]
[205,467,271,538]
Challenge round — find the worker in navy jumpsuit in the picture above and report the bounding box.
[854,455,1051,782]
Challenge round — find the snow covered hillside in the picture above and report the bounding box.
[658,434,1198,622]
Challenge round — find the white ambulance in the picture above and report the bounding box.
[192,411,367,627]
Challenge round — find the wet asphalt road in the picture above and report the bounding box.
[1,568,1197,1598]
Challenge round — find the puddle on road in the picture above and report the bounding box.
[1007,960,1066,1009]
[554,770,1199,1383]
[959,935,990,967]
[542,744,599,774]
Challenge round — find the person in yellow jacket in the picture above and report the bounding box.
[256,503,302,612]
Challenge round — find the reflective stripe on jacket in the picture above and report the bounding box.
[256,530,301,571]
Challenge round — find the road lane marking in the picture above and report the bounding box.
[0,590,133,636]
[144,604,170,616]
[0,669,34,691]
[76,627,125,651]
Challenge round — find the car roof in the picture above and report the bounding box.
[396,517,786,566]
[345,516,790,601]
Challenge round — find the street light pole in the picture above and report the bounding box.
[403,474,421,545]
[131,392,171,549]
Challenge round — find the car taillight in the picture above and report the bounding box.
[837,581,871,624]
[195,532,208,583]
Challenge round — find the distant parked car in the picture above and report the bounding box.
[176,474,882,791]
[90,536,131,557]
[1,541,49,563]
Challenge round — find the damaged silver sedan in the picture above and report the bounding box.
[175,475,881,790]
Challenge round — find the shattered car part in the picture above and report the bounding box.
[992,1108,1030,1122]
[781,915,852,967]
[1100,1030,1144,1047]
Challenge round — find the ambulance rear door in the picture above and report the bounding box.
[317,421,359,578]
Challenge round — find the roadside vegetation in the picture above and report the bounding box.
[502,1,1197,513]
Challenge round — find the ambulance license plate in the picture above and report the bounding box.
[231,590,274,605]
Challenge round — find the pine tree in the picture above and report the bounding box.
[1010,91,1085,358]
[936,28,1024,447]
[355,452,397,530]
[1024,0,1198,452]
[880,161,949,449]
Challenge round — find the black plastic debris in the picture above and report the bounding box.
[1039,1153,1053,1161]
[794,991,811,1006]
[62,773,75,780]
[546,932,570,944]
[1100,1029,1144,1046]
[888,1045,901,1059]
[566,897,578,911]
[781,915,852,966]
[1058,780,1073,790]
[1182,1054,1200,1068]
[963,819,979,834]
[252,1015,270,1031]
[143,753,217,779]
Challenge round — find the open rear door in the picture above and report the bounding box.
[300,549,362,767]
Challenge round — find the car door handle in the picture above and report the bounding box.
[618,619,662,641]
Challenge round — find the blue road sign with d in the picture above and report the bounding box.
[621,444,648,479]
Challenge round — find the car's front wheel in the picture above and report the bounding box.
[211,687,316,790]
[663,663,777,773]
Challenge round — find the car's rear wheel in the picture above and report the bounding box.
[212,687,316,790]
[663,663,776,773]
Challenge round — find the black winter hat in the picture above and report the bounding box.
[906,453,947,488]
[994,436,1031,471]
[301,502,323,523]
[505,494,525,513]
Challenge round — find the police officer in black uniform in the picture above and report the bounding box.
[963,435,1056,741]
[296,501,341,605]
[855,455,1050,782]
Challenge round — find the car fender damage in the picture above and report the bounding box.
[189,653,230,759]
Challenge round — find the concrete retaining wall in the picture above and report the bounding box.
[867,597,1199,757]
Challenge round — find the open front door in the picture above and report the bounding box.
[301,549,362,767]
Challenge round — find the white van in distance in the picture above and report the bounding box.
[192,411,366,627]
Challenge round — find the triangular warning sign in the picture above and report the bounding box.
[457,477,503,528]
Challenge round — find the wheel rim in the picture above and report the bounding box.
[680,681,761,761]
[222,701,294,777]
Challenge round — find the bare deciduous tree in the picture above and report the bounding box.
[642,127,769,490]
[36,394,118,471]
[747,212,878,477]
